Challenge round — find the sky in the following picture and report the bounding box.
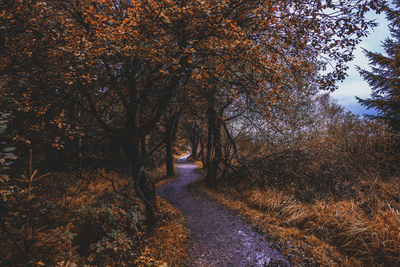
[330,11,391,116]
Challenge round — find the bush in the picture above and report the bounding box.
[0,169,147,266]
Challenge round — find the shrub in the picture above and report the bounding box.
[0,169,146,266]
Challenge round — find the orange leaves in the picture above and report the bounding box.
[160,11,171,24]
[51,137,64,150]
[0,0,384,164]
[13,135,32,145]
[183,47,196,54]
[159,69,170,75]
[192,72,202,80]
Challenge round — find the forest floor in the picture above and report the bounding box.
[157,155,289,266]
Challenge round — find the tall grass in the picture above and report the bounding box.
[201,183,400,265]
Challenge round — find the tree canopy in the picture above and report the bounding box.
[0,0,387,227]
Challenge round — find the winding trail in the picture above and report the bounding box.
[157,155,289,267]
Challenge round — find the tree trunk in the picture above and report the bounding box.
[140,134,146,159]
[207,122,222,186]
[191,139,198,159]
[165,113,181,177]
[205,97,222,186]
[206,116,213,171]
[200,141,206,167]
[165,128,174,177]
[123,137,157,229]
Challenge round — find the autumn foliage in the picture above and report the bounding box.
[1,0,397,265]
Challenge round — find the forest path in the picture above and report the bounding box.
[157,154,289,267]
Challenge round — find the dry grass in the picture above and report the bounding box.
[136,197,190,266]
[197,181,400,266]
[181,149,400,265]
[137,163,191,266]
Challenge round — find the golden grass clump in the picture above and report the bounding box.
[136,197,190,267]
[198,181,400,266]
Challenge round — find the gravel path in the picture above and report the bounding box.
[157,155,289,267]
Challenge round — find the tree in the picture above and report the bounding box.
[163,110,181,177]
[181,0,386,185]
[1,0,387,223]
[357,0,400,132]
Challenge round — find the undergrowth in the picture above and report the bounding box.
[196,112,400,266]
[0,166,189,266]
[135,197,190,267]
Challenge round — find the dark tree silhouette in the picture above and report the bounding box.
[357,0,400,132]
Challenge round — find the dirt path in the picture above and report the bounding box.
[157,155,289,267]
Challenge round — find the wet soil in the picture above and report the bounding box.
[157,155,289,267]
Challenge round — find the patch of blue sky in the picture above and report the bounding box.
[331,11,390,116]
